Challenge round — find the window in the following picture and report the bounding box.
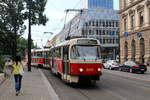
[89,30,92,35]
[131,15,135,28]
[139,11,144,26]
[103,39,105,44]
[103,21,105,27]
[106,21,108,27]
[112,21,115,27]
[55,48,61,58]
[124,18,127,31]
[89,21,91,26]
[96,30,99,35]
[63,46,69,60]
[109,22,111,27]
[96,20,98,26]
[71,45,100,60]
[99,30,101,35]
[85,22,88,27]
[109,39,112,43]
[100,39,102,43]
[92,21,95,26]
[103,30,105,35]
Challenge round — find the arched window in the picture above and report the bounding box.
[131,40,136,61]
[124,41,128,61]
[140,38,145,63]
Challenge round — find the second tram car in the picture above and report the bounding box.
[50,38,103,83]
[31,48,50,68]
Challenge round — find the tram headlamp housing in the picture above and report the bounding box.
[97,68,101,72]
[79,68,84,72]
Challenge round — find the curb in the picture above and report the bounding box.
[39,69,60,100]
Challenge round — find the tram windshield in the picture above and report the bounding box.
[71,45,100,60]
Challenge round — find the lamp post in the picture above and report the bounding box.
[28,0,32,72]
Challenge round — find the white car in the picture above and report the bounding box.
[104,60,119,70]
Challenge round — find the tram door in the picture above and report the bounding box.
[63,46,69,74]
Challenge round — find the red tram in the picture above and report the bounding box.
[49,38,103,83]
[31,48,50,68]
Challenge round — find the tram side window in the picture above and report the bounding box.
[37,52,42,57]
[50,50,53,57]
[55,47,61,58]
[63,46,69,60]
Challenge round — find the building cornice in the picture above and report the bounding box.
[118,0,143,14]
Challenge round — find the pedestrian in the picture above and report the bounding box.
[12,56,24,96]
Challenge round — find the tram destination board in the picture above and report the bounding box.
[77,39,97,45]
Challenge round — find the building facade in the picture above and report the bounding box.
[81,0,114,10]
[119,0,150,63]
[56,9,119,60]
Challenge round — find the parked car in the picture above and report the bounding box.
[104,60,119,70]
[119,61,147,74]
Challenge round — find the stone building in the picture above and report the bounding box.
[119,0,150,63]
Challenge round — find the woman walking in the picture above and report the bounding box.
[12,56,24,96]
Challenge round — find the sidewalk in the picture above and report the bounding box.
[0,67,59,100]
[147,66,150,72]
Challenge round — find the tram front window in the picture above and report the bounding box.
[71,45,100,60]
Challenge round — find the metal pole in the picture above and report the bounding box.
[118,33,121,63]
[28,0,32,72]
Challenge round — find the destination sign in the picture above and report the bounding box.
[77,39,97,45]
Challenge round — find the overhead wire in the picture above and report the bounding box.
[63,0,82,27]
[73,0,82,9]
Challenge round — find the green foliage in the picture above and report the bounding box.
[0,57,5,73]
[17,37,38,58]
[0,0,48,58]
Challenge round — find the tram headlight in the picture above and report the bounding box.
[79,68,84,72]
[97,68,101,72]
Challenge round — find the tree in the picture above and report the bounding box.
[0,0,48,59]
[17,37,38,58]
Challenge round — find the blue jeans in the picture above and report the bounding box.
[14,74,22,92]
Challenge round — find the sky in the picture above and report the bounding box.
[23,0,119,48]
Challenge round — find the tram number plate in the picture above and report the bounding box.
[86,68,94,71]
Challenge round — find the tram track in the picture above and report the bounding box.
[41,68,150,100]
[41,68,123,100]
[41,68,96,100]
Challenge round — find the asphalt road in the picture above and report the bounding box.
[42,69,150,100]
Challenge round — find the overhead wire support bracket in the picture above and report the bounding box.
[64,9,84,40]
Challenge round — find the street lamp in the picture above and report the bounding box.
[44,32,54,35]
[43,32,54,48]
